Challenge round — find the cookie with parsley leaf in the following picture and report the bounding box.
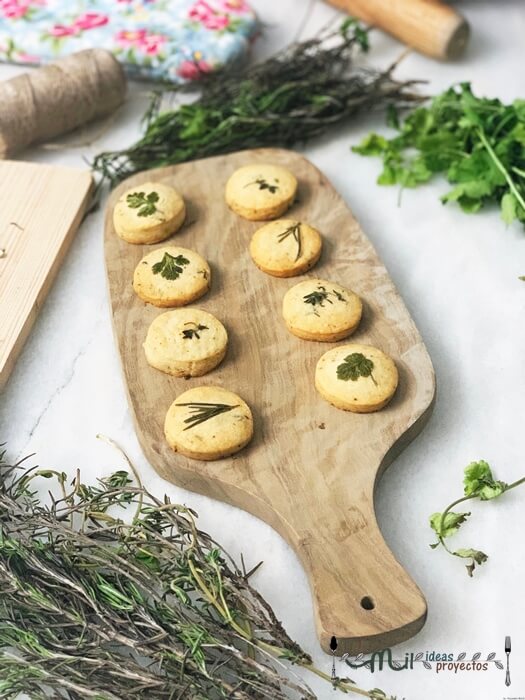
[315,343,398,413]
[133,246,210,307]
[113,181,186,244]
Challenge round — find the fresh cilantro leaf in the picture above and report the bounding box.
[126,191,160,217]
[429,511,470,539]
[463,460,507,500]
[152,252,190,280]
[453,548,488,577]
[353,83,525,232]
[336,353,376,384]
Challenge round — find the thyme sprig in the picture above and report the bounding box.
[0,444,396,699]
[430,460,525,576]
[182,323,208,340]
[277,222,302,261]
[93,21,423,185]
[176,402,238,431]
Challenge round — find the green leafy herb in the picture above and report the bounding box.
[152,252,190,280]
[245,177,279,194]
[336,353,377,385]
[0,443,397,699]
[277,222,302,261]
[353,83,525,226]
[429,460,525,576]
[176,402,238,431]
[182,323,208,340]
[126,190,160,217]
[93,24,423,185]
[303,285,346,316]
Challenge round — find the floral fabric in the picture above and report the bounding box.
[0,0,258,83]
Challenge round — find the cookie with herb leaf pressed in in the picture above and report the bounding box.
[164,386,254,461]
[133,246,210,307]
[225,164,297,221]
[113,181,186,244]
[315,344,398,413]
[282,278,362,342]
[144,308,227,378]
[249,219,322,277]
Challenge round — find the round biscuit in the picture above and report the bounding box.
[225,164,297,221]
[249,219,322,277]
[164,386,254,460]
[133,246,210,307]
[315,344,398,413]
[113,181,186,244]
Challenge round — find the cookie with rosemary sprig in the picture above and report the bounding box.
[249,219,322,277]
[315,344,398,413]
[165,386,253,460]
[144,308,227,378]
[282,278,362,341]
[225,164,297,220]
[133,245,210,307]
[113,181,186,244]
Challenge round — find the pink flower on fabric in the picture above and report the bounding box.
[0,0,29,19]
[177,58,212,80]
[188,1,230,30]
[115,29,167,56]
[73,12,109,30]
[17,51,40,62]
[49,23,78,36]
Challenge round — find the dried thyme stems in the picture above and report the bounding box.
[92,21,423,185]
[0,443,396,700]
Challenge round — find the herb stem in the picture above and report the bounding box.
[477,127,525,211]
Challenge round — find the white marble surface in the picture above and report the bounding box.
[1,2,525,698]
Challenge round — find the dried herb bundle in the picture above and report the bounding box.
[93,21,423,185]
[0,443,396,699]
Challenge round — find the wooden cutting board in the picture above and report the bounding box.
[0,160,93,390]
[104,148,436,655]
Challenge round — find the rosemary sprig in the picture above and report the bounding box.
[176,402,238,430]
[277,222,302,261]
[0,444,397,699]
[92,22,423,185]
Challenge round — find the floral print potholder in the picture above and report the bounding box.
[0,0,258,83]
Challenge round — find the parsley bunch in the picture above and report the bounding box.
[354,83,525,226]
[430,460,525,577]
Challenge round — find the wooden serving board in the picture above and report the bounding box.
[104,148,435,655]
[0,160,93,390]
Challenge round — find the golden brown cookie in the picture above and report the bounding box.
[282,278,362,342]
[164,386,254,460]
[133,246,210,307]
[144,309,228,378]
[315,344,398,413]
[113,181,186,244]
[225,164,297,220]
[249,219,322,277]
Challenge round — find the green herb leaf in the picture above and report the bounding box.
[429,511,470,539]
[176,402,238,431]
[151,252,190,280]
[463,460,507,500]
[126,190,160,217]
[354,82,525,230]
[453,548,488,578]
[182,323,208,340]
[336,352,377,384]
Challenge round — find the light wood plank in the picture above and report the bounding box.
[0,161,93,390]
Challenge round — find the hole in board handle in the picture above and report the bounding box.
[360,596,375,611]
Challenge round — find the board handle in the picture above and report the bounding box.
[293,489,427,655]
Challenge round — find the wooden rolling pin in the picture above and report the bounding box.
[326,0,470,59]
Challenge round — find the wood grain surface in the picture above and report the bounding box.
[104,148,436,655]
[0,160,93,391]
